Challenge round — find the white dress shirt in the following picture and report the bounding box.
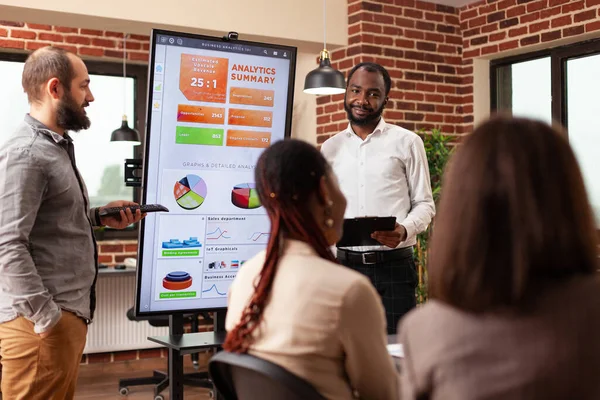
[321,118,435,251]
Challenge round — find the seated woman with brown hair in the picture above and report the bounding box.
[398,116,600,400]
[224,139,399,400]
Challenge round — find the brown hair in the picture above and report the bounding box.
[428,115,598,312]
[223,139,337,353]
[22,46,74,104]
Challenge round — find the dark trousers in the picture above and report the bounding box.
[339,250,417,334]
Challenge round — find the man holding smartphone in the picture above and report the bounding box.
[0,46,145,399]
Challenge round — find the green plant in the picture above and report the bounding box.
[415,128,453,304]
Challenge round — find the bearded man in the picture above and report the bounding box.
[0,46,144,399]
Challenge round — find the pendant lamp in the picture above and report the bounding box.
[303,0,346,95]
[110,33,140,144]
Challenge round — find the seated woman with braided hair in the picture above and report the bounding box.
[224,139,399,400]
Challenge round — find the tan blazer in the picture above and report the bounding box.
[398,275,600,400]
[226,240,399,400]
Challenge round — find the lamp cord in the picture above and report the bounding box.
[323,0,327,50]
[123,33,127,118]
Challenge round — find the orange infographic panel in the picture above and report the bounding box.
[177,105,225,124]
[179,54,228,103]
[228,109,273,128]
[229,87,275,107]
[226,130,271,149]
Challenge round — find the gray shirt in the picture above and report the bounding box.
[0,115,100,334]
[399,276,600,400]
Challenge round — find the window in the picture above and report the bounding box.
[0,53,147,238]
[493,57,552,125]
[565,53,600,226]
[491,39,600,226]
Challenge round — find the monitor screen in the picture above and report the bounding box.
[135,29,296,316]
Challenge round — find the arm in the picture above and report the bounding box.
[98,200,144,229]
[89,207,101,226]
[400,136,436,245]
[340,278,400,400]
[0,149,61,334]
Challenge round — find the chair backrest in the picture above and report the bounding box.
[209,351,326,400]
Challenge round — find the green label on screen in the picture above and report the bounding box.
[176,126,224,146]
[162,249,200,257]
[160,291,197,299]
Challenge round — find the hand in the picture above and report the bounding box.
[99,200,146,229]
[371,222,406,248]
[39,330,51,339]
[39,313,62,339]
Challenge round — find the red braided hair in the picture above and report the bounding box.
[224,139,336,353]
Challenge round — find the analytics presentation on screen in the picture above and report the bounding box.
[136,29,296,315]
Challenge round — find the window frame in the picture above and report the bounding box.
[490,38,600,232]
[0,52,148,240]
[490,37,600,132]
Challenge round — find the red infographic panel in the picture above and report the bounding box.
[179,54,229,103]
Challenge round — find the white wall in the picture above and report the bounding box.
[291,52,318,144]
[472,58,490,128]
[0,0,347,53]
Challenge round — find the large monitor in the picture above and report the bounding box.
[135,29,296,316]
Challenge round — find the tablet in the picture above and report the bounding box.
[336,216,397,247]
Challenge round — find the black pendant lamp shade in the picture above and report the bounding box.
[110,33,140,145]
[304,49,346,95]
[111,114,140,144]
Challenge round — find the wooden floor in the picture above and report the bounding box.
[74,356,213,400]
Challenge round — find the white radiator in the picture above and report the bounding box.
[83,273,168,354]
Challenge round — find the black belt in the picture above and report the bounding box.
[336,246,413,265]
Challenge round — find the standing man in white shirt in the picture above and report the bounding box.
[321,62,435,334]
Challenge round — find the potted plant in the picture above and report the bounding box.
[415,128,453,304]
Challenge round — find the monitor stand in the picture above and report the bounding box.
[149,310,227,400]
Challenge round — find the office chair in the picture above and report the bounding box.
[118,308,214,400]
[208,351,326,400]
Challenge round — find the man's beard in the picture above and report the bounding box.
[56,92,90,132]
[344,98,385,126]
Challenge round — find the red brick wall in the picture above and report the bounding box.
[316,0,600,144]
[0,20,150,61]
[317,0,465,144]
[97,241,139,266]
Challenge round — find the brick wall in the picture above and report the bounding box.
[97,240,138,266]
[0,20,150,61]
[317,0,465,145]
[316,0,600,144]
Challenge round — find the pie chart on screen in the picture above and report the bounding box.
[174,174,207,210]
[231,183,261,209]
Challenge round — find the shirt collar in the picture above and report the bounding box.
[344,117,387,139]
[24,114,72,145]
